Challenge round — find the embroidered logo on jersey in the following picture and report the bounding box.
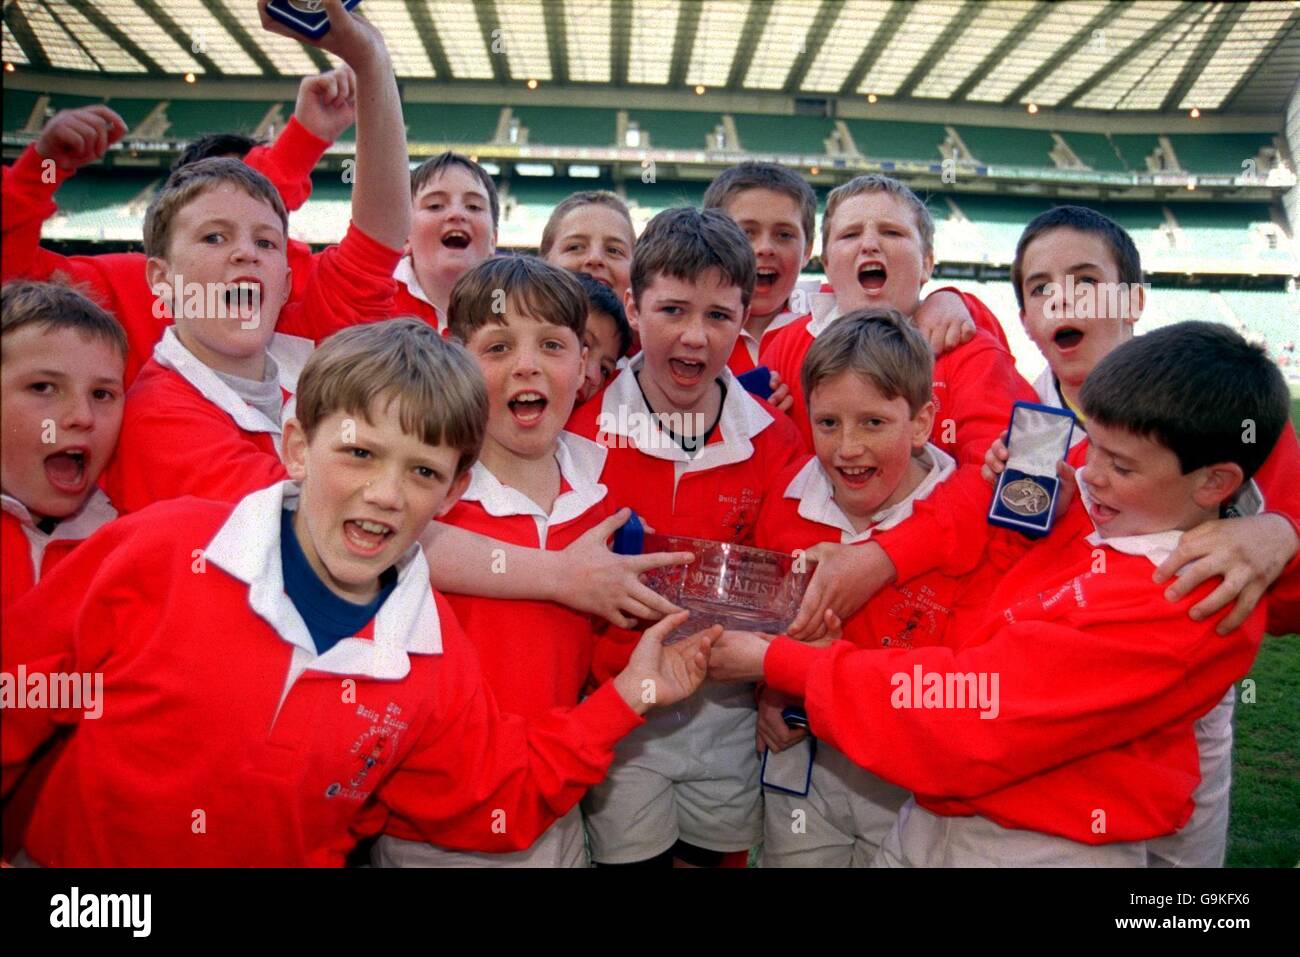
[325,701,409,801]
[718,487,762,540]
[878,584,948,649]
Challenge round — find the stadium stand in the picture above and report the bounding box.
[1167,132,1278,175]
[625,109,723,151]
[955,125,1056,168]
[404,102,498,146]
[732,112,834,155]
[843,118,946,163]
[1110,133,1165,172]
[1056,132,1128,173]
[512,107,618,147]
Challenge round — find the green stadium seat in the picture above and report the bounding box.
[1218,289,1299,353]
[627,109,722,151]
[3,89,41,132]
[1058,132,1128,172]
[104,98,162,133]
[1171,203,1273,264]
[162,100,272,140]
[404,102,499,146]
[1166,133,1277,175]
[44,171,159,242]
[624,179,706,213]
[947,194,1053,263]
[954,125,1055,168]
[512,107,617,147]
[1110,134,1162,172]
[732,112,833,155]
[843,119,946,163]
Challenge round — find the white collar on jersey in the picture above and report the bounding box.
[784,443,955,543]
[461,431,609,536]
[1,486,116,539]
[153,326,290,438]
[393,255,447,332]
[204,480,443,679]
[1077,467,1184,568]
[803,293,843,338]
[596,351,775,469]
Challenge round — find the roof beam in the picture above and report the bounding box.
[1003,1,1118,106]
[476,0,504,82]
[64,0,165,73]
[131,0,224,75]
[894,0,980,99]
[197,0,281,76]
[404,0,454,80]
[1060,1,1194,109]
[950,0,1055,101]
[784,0,841,95]
[45,1,109,71]
[542,0,567,85]
[610,0,629,86]
[725,0,772,90]
[840,0,908,98]
[1217,7,1298,114]
[1160,2,1245,112]
[5,1,52,70]
[667,0,702,89]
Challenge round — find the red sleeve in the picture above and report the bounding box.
[242,115,329,214]
[936,333,1037,467]
[1,510,146,797]
[2,145,75,283]
[945,288,1012,353]
[1253,422,1300,634]
[274,222,401,342]
[376,616,642,853]
[763,574,1263,799]
[103,376,287,514]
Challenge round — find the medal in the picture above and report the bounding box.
[1000,477,1051,517]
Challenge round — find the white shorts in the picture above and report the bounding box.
[762,740,909,867]
[581,682,762,863]
[371,806,588,868]
[1147,687,1235,868]
[873,798,1149,868]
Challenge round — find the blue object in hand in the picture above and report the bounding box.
[612,510,644,556]
[265,0,364,40]
[736,365,774,401]
[781,706,809,730]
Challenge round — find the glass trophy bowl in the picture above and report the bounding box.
[638,534,815,641]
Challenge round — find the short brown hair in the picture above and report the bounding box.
[447,255,587,343]
[630,206,756,308]
[143,157,287,259]
[821,174,934,260]
[295,318,488,477]
[539,191,636,258]
[703,161,817,249]
[1,280,128,360]
[410,152,500,228]
[801,308,933,417]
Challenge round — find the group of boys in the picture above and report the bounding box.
[2,0,1298,868]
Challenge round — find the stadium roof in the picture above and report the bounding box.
[3,1,1297,116]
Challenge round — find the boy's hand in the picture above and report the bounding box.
[259,0,385,66]
[788,542,895,640]
[707,629,771,683]
[613,612,716,715]
[1153,512,1299,634]
[981,431,1010,485]
[768,370,794,414]
[295,65,357,142]
[557,508,693,628]
[914,289,976,356]
[756,686,807,754]
[35,106,127,172]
